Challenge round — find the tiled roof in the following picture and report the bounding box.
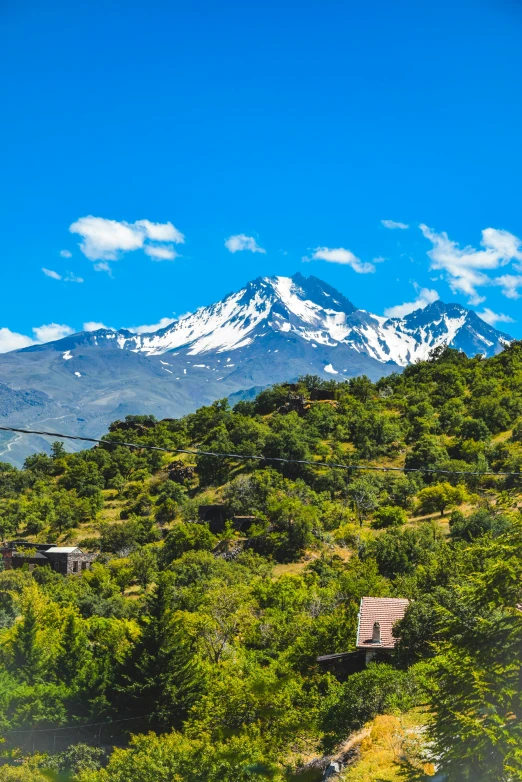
[356,597,409,650]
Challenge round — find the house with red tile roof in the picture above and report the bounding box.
[356,596,409,663]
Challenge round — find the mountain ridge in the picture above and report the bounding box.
[0,273,512,465]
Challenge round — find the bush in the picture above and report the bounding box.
[372,505,407,529]
[510,418,522,442]
[0,767,47,782]
[47,743,105,774]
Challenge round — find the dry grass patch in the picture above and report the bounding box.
[341,712,435,782]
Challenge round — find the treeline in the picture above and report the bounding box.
[0,344,521,781]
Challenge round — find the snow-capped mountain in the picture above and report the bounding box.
[37,272,510,366]
[0,273,512,465]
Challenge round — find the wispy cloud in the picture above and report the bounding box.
[60,249,72,258]
[224,234,266,254]
[381,219,409,230]
[420,224,522,304]
[384,286,439,318]
[126,317,177,335]
[83,321,112,332]
[69,216,185,268]
[307,247,376,274]
[144,245,178,261]
[42,268,83,283]
[477,308,515,327]
[42,268,62,280]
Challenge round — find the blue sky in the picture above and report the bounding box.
[1,0,522,350]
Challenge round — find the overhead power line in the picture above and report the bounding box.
[3,713,154,734]
[0,424,520,478]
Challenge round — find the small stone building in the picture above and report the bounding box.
[356,596,409,663]
[0,541,96,575]
[43,547,95,575]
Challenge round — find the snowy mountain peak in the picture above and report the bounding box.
[88,274,359,357]
[16,273,513,366]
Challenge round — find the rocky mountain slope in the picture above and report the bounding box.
[0,273,512,465]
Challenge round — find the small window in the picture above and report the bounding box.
[72,560,78,573]
[81,561,87,570]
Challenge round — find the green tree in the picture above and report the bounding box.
[417,482,469,516]
[347,476,380,525]
[11,602,42,684]
[430,526,522,780]
[130,545,158,587]
[348,375,374,403]
[117,575,203,728]
[196,424,234,486]
[393,593,443,666]
[55,611,91,682]
[161,523,216,564]
[450,508,511,542]
[404,434,448,473]
[368,523,444,578]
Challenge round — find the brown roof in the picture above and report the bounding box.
[356,597,409,650]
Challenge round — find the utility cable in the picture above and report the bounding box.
[0,424,520,477]
[3,714,155,734]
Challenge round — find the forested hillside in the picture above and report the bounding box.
[0,344,521,781]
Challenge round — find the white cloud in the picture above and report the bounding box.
[60,249,72,258]
[135,220,185,243]
[64,273,84,283]
[144,245,178,261]
[308,247,375,274]
[224,234,266,254]
[491,274,522,300]
[381,219,409,230]
[32,323,75,343]
[126,317,177,335]
[70,216,143,261]
[420,224,522,305]
[93,261,112,274]
[0,328,35,353]
[0,322,76,354]
[477,308,515,327]
[42,268,62,280]
[83,321,112,332]
[384,287,439,318]
[69,216,185,264]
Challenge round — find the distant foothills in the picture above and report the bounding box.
[0,273,513,466]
